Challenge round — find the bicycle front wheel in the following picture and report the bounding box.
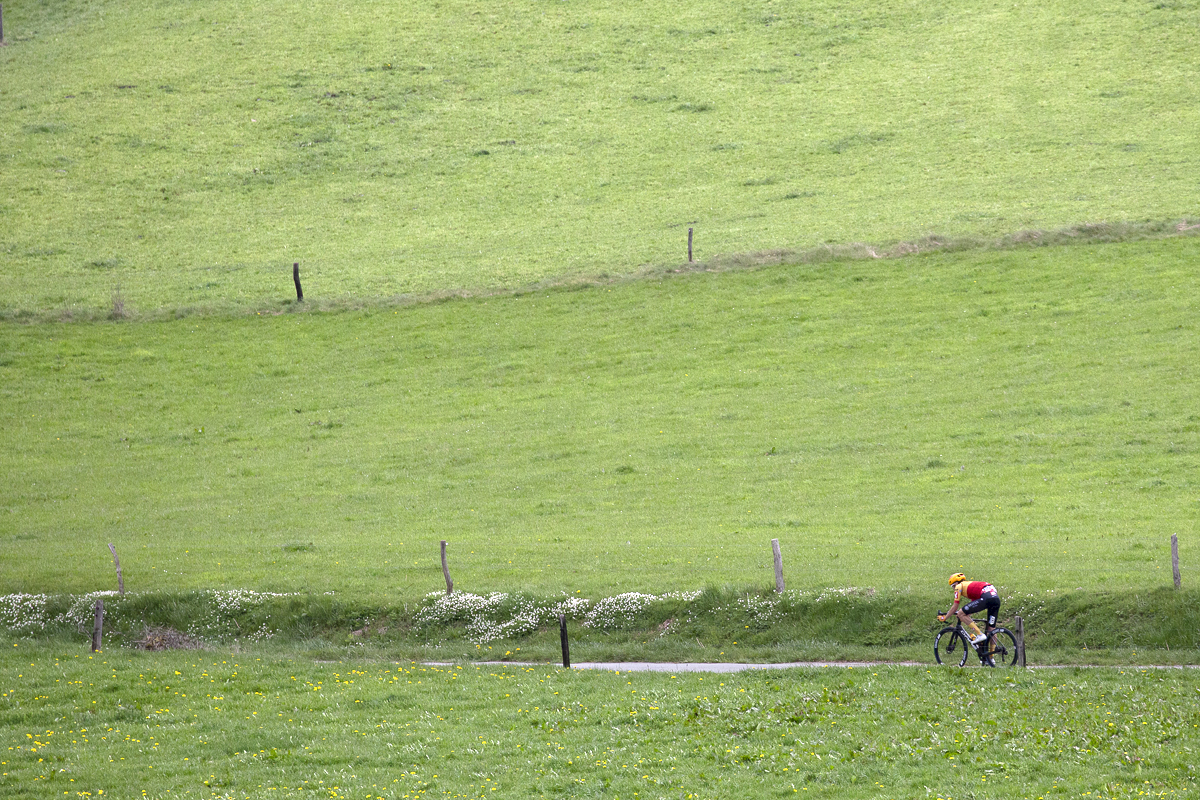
[985,628,1019,667]
[934,627,970,666]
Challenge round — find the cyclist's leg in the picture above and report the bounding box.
[977,596,1001,665]
[959,599,987,640]
[984,595,1000,632]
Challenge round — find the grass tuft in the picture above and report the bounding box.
[108,284,127,320]
[133,625,204,651]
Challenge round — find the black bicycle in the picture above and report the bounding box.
[934,613,1019,667]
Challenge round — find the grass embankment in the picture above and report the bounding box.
[2,0,1199,316]
[4,586,1198,667]
[2,644,1197,799]
[3,238,1198,611]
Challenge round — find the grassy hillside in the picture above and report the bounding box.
[2,0,1199,316]
[3,0,1199,660]
[2,236,1197,602]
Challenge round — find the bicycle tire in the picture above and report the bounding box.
[984,627,1019,667]
[934,627,970,666]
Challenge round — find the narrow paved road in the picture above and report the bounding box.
[452,660,922,671]
[562,661,923,672]
[453,661,1198,671]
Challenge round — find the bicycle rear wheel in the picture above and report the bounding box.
[934,627,970,666]
[985,628,1019,667]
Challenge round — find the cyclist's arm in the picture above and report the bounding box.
[946,587,963,615]
[939,600,958,621]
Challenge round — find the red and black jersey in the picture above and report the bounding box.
[953,579,997,603]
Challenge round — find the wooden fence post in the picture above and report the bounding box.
[91,599,104,653]
[559,614,571,668]
[1015,615,1026,668]
[1172,534,1181,589]
[771,539,785,593]
[293,262,304,302]
[440,540,453,595]
[108,543,124,595]
[688,228,694,262]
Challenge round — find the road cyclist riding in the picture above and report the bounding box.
[934,573,1018,667]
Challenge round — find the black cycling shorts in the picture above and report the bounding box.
[962,593,1001,628]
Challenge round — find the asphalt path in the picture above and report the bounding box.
[447,661,1198,672]
[562,661,922,672]
[457,660,921,671]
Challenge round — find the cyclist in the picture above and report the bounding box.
[940,573,1001,646]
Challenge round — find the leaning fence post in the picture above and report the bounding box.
[771,538,785,593]
[91,599,104,653]
[440,540,453,595]
[1172,534,1181,589]
[1015,615,1026,668]
[108,543,124,595]
[559,614,571,668]
[293,262,304,302]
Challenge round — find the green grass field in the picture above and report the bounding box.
[5,2,1200,795]
[4,0,1200,663]
[2,0,1199,316]
[3,237,1198,605]
[2,644,1198,799]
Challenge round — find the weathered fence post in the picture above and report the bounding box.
[687,227,694,262]
[440,540,453,595]
[1015,615,1026,668]
[559,614,571,668]
[91,598,104,653]
[108,543,124,595]
[1172,534,1181,589]
[771,538,785,593]
[293,262,304,302]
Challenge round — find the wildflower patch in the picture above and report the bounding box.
[0,589,298,646]
[413,591,701,643]
[2,642,1198,798]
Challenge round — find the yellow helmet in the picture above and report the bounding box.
[948,572,966,586]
